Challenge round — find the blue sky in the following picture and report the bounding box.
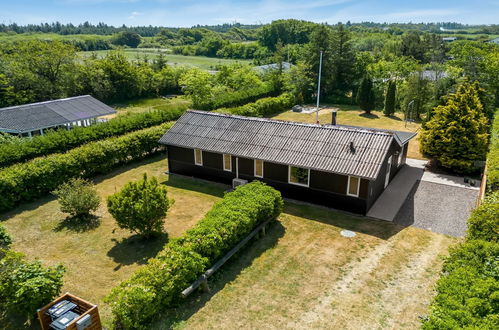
[1,0,498,27]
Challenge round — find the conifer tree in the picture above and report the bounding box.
[383,80,396,116]
[356,76,375,114]
[420,82,489,173]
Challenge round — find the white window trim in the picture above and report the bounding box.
[194,148,203,166]
[288,166,310,187]
[254,159,264,178]
[398,144,405,166]
[223,154,232,172]
[347,175,361,197]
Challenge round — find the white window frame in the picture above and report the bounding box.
[223,154,232,172]
[194,148,203,166]
[288,166,310,187]
[398,144,405,166]
[254,159,264,178]
[347,176,361,197]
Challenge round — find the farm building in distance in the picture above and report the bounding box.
[159,110,416,214]
[0,95,116,137]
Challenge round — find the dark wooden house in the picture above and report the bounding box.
[159,110,416,215]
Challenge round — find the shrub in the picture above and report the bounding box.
[53,178,101,219]
[383,80,396,116]
[0,105,186,168]
[0,250,65,320]
[467,194,499,242]
[356,76,375,114]
[0,123,172,213]
[218,93,294,117]
[0,224,12,249]
[420,82,490,173]
[486,109,499,191]
[422,240,499,329]
[106,181,283,329]
[107,174,170,237]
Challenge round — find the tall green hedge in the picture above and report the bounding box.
[106,181,283,329]
[0,123,172,213]
[486,109,499,191]
[218,93,294,117]
[0,105,186,168]
[423,111,499,329]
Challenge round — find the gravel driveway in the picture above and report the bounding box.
[394,180,479,237]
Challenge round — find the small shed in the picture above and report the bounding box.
[0,95,116,137]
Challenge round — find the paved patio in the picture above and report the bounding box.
[367,158,479,237]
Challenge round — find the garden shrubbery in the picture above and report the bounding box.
[218,93,294,117]
[106,181,283,329]
[423,112,499,329]
[0,105,186,168]
[0,123,172,213]
[53,178,101,219]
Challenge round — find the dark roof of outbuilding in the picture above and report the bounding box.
[0,95,116,133]
[159,111,416,180]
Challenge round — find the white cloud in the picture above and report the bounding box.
[128,11,144,20]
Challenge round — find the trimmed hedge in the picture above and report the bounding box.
[0,105,186,168]
[106,181,283,329]
[197,84,275,111]
[0,123,172,213]
[424,111,499,329]
[217,93,294,117]
[486,109,499,191]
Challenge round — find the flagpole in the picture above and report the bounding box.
[316,50,323,124]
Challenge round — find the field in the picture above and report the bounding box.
[109,96,191,117]
[271,105,424,159]
[78,49,252,70]
[0,155,226,328]
[1,152,455,329]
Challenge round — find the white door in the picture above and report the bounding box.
[384,156,392,188]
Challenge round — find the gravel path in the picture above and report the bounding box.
[394,180,478,237]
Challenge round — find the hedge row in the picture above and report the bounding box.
[0,123,172,213]
[423,112,499,329]
[106,181,283,329]
[0,105,187,168]
[200,84,276,111]
[486,109,499,191]
[217,93,294,117]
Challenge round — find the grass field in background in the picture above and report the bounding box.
[78,49,253,70]
[271,105,424,159]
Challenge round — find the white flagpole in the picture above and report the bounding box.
[316,50,323,124]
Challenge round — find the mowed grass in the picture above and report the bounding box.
[150,202,457,330]
[272,105,424,159]
[0,155,225,329]
[78,49,252,70]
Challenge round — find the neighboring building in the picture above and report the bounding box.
[159,110,416,215]
[442,37,457,42]
[0,95,116,137]
[488,37,499,44]
[254,62,292,72]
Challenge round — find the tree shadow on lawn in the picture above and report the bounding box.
[52,214,101,233]
[283,200,403,240]
[148,220,286,329]
[359,112,379,119]
[107,233,168,270]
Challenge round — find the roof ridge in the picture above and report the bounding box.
[185,110,394,137]
[0,95,91,112]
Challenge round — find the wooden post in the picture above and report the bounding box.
[261,224,266,237]
[201,279,210,293]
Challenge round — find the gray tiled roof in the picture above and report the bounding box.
[159,111,415,180]
[0,95,116,133]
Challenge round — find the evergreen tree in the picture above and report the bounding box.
[329,23,356,101]
[305,24,334,103]
[383,80,396,116]
[420,82,489,173]
[356,76,375,114]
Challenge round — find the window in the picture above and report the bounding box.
[254,159,263,178]
[194,149,203,166]
[347,176,360,197]
[289,166,310,186]
[223,154,232,171]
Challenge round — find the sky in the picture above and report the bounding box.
[0,0,498,27]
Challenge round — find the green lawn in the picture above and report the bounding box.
[0,155,225,329]
[271,105,425,159]
[78,49,252,70]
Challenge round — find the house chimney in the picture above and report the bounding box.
[331,109,337,125]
